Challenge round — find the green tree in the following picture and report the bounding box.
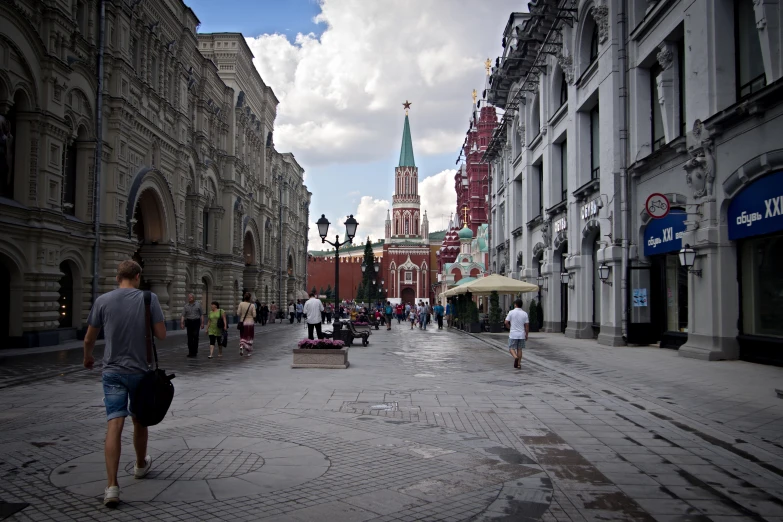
[489,291,502,324]
[311,286,317,296]
[360,238,379,303]
[356,282,366,302]
[325,284,333,299]
[320,286,325,296]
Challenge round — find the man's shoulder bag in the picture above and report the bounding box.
[132,291,176,427]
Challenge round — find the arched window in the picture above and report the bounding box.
[589,25,599,63]
[531,95,541,138]
[405,176,409,194]
[735,0,766,98]
[404,217,410,235]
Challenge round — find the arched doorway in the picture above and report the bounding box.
[58,261,74,328]
[132,188,167,291]
[0,260,10,340]
[401,287,415,305]
[244,231,256,266]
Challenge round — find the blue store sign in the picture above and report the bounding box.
[728,171,783,241]
[644,209,687,256]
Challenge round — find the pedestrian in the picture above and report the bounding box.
[395,303,403,324]
[384,301,394,330]
[82,260,164,508]
[237,292,256,356]
[303,292,324,340]
[269,301,277,323]
[205,301,227,358]
[255,299,262,323]
[287,301,295,323]
[260,303,269,326]
[434,302,445,330]
[180,293,203,358]
[418,301,428,330]
[409,307,417,329]
[445,301,453,328]
[505,299,530,369]
[296,300,304,323]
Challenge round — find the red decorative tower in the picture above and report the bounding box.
[383,102,431,304]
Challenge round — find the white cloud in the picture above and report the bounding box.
[354,196,390,243]
[246,0,517,171]
[420,169,457,232]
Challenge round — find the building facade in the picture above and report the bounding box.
[484,0,783,365]
[0,0,309,347]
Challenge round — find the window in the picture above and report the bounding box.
[590,106,600,179]
[651,61,665,151]
[735,0,766,98]
[76,1,86,33]
[150,55,158,90]
[130,37,139,71]
[537,166,544,217]
[560,140,568,202]
[678,39,686,137]
[560,75,568,107]
[63,141,77,215]
[590,25,599,63]
[741,232,783,337]
[532,96,541,138]
[202,209,209,250]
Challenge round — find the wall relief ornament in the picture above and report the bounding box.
[541,222,551,247]
[656,42,675,70]
[683,140,715,200]
[590,4,610,44]
[556,53,575,85]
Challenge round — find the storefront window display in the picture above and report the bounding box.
[740,232,783,338]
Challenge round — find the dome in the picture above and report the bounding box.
[458,225,473,240]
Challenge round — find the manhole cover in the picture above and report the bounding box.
[123,449,264,480]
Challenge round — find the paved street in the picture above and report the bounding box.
[1,322,782,521]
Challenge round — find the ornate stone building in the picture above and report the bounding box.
[484,0,783,365]
[0,0,310,347]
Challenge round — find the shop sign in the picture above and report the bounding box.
[728,171,783,241]
[643,209,686,256]
[581,200,599,220]
[553,216,567,234]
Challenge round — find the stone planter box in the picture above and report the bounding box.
[292,348,349,369]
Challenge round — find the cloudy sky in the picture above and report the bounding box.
[188,0,518,248]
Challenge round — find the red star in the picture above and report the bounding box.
[402,100,412,111]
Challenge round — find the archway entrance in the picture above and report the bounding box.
[58,262,74,328]
[202,277,210,308]
[132,188,167,291]
[401,287,415,305]
[244,232,256,266]
[0,253,23,341]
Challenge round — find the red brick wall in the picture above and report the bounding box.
[306,257,364,301]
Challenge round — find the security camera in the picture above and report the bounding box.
[596,199,604,209]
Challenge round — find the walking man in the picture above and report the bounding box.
[384,301,394,330]
[505,299,530,369]
[445,301,453,329]
[434,302,444,330]
[304,292,324,340]
[296,301,304,323]
[83,260,166,507]
[180,293,203,357]
[418,301,428,330]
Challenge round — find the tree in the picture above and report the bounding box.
[325,284,333,299]
[320,286,325,296]
[489,291,502,324]
[361,238,378,303]
[311,286,317,296]
[356,282,366,302]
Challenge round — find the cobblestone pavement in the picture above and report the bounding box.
[0,321,782,521]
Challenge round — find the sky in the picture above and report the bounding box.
[187,0,519,248]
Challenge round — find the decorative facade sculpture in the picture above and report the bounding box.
[684,141,716,199]
[590,4,610,44]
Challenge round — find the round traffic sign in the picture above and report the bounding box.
[645,193,670,219]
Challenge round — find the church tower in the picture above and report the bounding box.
[391,102,422,242]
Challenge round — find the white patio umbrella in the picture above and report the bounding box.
[444,274,538,297]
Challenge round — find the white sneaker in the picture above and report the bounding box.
[103,486,120,508]
[240,347,244,356]
[134,455,152,478]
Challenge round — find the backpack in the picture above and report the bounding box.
[132,291,176,427]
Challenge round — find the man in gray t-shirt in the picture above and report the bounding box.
[83,260,166,508]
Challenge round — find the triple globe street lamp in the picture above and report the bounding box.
[316,214,358,323]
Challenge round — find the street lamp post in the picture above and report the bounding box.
[316,214,358,323]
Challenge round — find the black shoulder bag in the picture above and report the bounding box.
[132,291,176,427]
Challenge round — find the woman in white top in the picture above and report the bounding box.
[237,292,257,356]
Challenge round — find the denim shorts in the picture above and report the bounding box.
[102,372,146,421]
[508,338,526,350]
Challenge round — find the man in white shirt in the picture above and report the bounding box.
[303,292,325,340]
[504,299,530,369]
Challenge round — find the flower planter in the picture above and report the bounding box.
[292,348,349,369]
[466,322,482,333]
[489,323,504,333]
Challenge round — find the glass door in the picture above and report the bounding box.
[627,266,659,345]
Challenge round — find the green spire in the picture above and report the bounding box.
[398,114,416,167]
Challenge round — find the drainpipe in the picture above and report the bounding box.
[618,0,630,339]
[91,0,106,306]
[277,175,284,311]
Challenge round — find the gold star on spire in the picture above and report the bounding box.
[402,100,412,115]
[484,57,492,75]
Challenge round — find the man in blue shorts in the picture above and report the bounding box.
[504,299,529,369]
[83,260,166,508]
